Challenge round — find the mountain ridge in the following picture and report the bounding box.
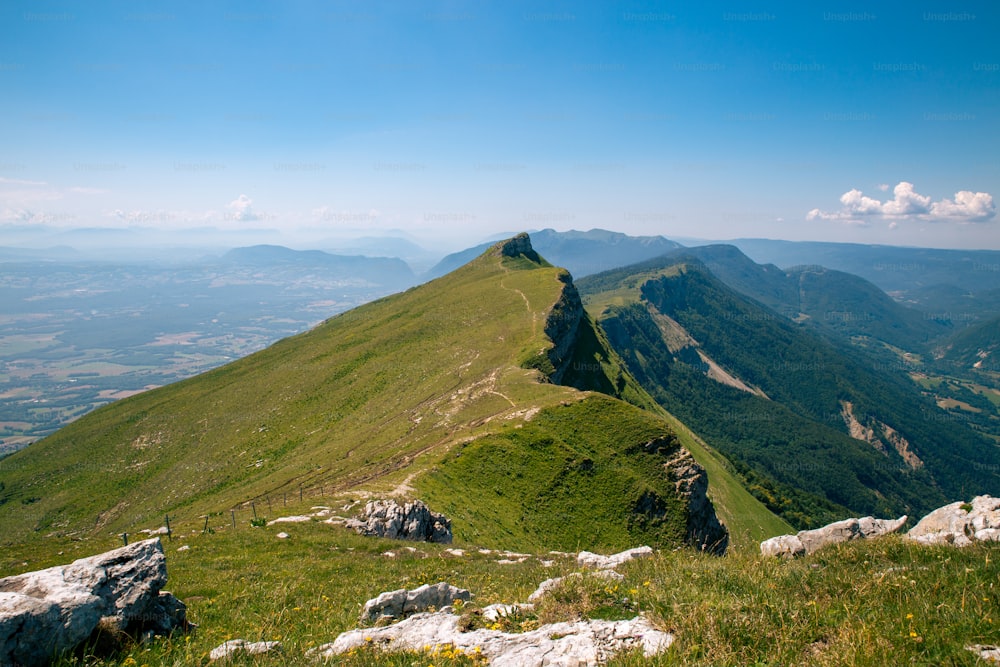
[0,233,785,556]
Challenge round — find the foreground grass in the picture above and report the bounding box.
[4,513,993,667]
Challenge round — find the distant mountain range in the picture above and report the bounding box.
[425,228,682,280]
[728,239,1000,291]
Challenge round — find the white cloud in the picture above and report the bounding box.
[877,183,890,192]
[881,181,931,216]
[226,194,259,221]
[929,190,996,222]
[839,188,883,216]
[808,182,996,225]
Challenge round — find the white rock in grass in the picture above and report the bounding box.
[267,515,311,525]
[209,639,282,661]
[577,546,653,570]
[361,582,472,622]
[276,532,290,539]
[967,644,1000,663]
[0,539,189,667]
[311,612,672,666]
[908,496,1000,547]
[761,515,907,558]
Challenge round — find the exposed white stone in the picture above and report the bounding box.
[967,644,1000,663]
[276,532,290,539]
[361,582,472,622]
[267,515,311,525]
[761,516,907,558]
[343,499,452,543]
[907,496,1000,547]
[0,539,188,667]
[310,612,672,666]
[481,603,535,622]
[210,639,282,661]
[577,546,653,570]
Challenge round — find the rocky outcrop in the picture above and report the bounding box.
[544,272,585,385]
[577,546,653,570]
[311,612,673,666]
[0,538,189,667]
[361,582,471,622]
[761,515,908,558]
[210,639,282,661]
[907,495,1000,547]
[968,644,1000,663]
[663,447,729,554]
[496,232,543,263]
[344,499,452,543]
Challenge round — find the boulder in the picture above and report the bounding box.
[0,538,189,667]
[577,546,653,570]
[967,644,1000,663]
[361,582,471,622]
[209,639,282,661]
[663,447,730,554]
[907,495,1000,547]
[310,611,672,666]
[759,534,806,559]
[344,499,452,543]
[761,515,907,558]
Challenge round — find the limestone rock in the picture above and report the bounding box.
[267,515,311,525]
[311,611,672,666]
[761,515,907,558]
[361,582,471,622]
[907,495,1000,547]
[577,546,653,570]
[663,447,730,554]
[482,603,534,623]
[759,534,806,559]
[0,538,189,667]
[210,639,282,661]
[344,499,452,543]
[968,644,1000,663]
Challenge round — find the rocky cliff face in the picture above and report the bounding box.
[661,444,729,554]
[543,272,585,385]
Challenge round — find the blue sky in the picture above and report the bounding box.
[1,0,998,250]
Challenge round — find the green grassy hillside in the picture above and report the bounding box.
[0,234,785,559]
